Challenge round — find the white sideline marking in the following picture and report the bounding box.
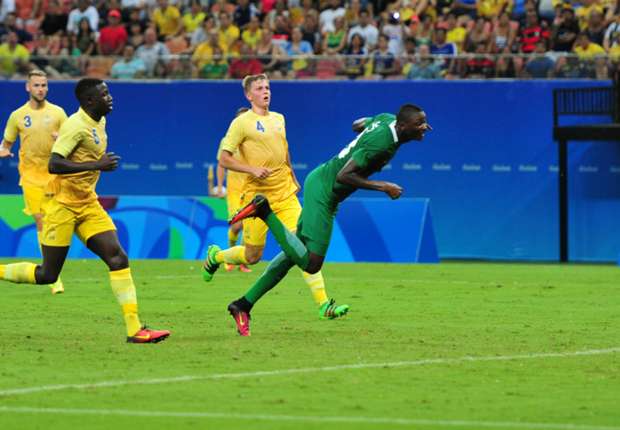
[0,406,618,430]
[0,347,618,398]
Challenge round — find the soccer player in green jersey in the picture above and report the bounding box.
[225,104,431,336]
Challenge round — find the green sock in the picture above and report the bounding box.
[264,212,310,270]
[244,252,294,304]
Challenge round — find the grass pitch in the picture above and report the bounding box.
[0,259,618,430]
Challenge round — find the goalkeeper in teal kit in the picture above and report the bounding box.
[223,104,432,336]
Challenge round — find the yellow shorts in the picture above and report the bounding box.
[21,184,46,216]
[41,198,116,247]
[226,190,243,219]
[242,193,301,247]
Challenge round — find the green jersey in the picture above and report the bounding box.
[316,113,401,202]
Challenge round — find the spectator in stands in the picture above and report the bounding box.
[265,0,289,29]
[367,33,398,78]
[285,25,314,76]
[348,9,378,50]
[414,13,433,46]
[431,27,457,55]
[345,0,362,26]
[519,9,549,53]
[575,0,602,31]
[523,39,554,77]
[96,0,123,27]
[218,11,240,51]
[406,44,442,79]
[0,30,30,77]
[342,32,367,78]
[0,0,16,22]
[234,0,258,28]
[98,9,128,55]
[573,31,605,59]
[151,0,182,39]
[256,27,286,76]
[290,0,316,27]
[551,4,578,52]
[242,15,262,49]
[182,1,206,34]
[229,41,263,78]
[382,10,405,54]
[445,12,467,52]
[452,0,477,18]
[191,14,216,46]
[585,9,606,47]
[462,42,495,78]
[66,0,99,34]
[489,12,517,53]
[136,27,171,76]
[0,12,32,42]
[322,15,347,53]
[555,54,592,78]
[111,44,146,78]
[319,0,345,33]
[192,30,226,74]
[14,0,46,27]
[603,12,620,51]
[272,14,292,45]
[477,0,511,20]
[464,16,490,52]
[200,45,229,78]
[75,17,96,55]
[125,7,147,35]
[301,9,321,52]
[127,22,145,47]
[41,0,69,36]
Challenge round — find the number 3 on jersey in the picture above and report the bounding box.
[337,121,378,159]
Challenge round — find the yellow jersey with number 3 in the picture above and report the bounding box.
[3,101,67,188]
[219,109,297,203]
[49,108,108,206]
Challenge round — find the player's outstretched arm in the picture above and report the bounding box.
[219,150,271,179]
[352,117,369,133]
[0,139,14,158]
[336,158,403,199]
[49,152,120,174]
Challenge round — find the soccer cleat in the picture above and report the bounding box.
[224,263,235,272]
[50,281,64,295]
[228,301,251,336]
[238,264,252,273]
[319,299,350,320]
[229,194,271,225]
[202,245,221,282]
[127,326,171,344]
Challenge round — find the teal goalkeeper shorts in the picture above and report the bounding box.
[296,167,339,257]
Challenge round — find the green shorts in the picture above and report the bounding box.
[296,167,338,257]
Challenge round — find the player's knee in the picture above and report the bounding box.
[305,255,324,274]
[107,247,129,271]
[244,247,263,265]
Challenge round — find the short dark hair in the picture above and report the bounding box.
[75,78,103,105]
[397,104,423,122]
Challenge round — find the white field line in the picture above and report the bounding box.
[0,347,618,398]
[0,406,618,430]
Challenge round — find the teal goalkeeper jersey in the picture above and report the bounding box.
[315,113,401,202]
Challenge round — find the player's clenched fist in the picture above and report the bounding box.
[97,152,121,171]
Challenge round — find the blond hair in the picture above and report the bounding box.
[242,73,268,93]
[28,70,47,80]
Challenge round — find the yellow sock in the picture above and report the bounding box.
[1,262,37,284]
[215,246,249,265]
[37,231,64,292]
[228,228,240,248]
[109,268,142,336]
[301,270,328,306]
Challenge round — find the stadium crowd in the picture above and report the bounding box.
[0,0,619,79]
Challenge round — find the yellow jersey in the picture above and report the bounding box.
[153,5,181,37]
[220,110,297,203]
[3,101,67,188]
[49,108,107,206]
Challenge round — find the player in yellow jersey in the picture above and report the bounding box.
[1,70,67,295]
[203,73,349,321]
[216,107,252,273]
[0,78,170,344]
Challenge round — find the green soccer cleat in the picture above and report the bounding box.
[202,245,221,282]
[319,299,350,320]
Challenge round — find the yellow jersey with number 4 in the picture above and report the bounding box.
[3,101,67,188]
[219,109,297,203]
[49,108,108,206]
